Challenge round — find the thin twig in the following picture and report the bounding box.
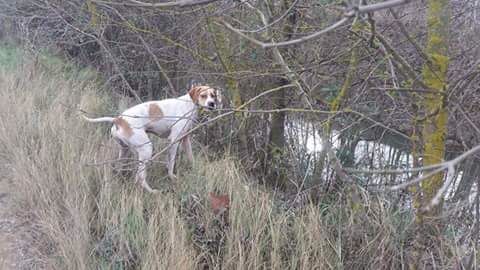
[46,3,142,102]
[109,7,177,95]
[236,0,300,33]
[238,2,313,108]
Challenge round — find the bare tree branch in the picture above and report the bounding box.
[107,6,177,95]
[236,0,301,33]
[221,17,350,49]
[222,0,411,48]
[389,144,480,190]
[356,0,410,13]
[424,164,455,211]
[92,0,218,8]
[237,1,314,108]
[389,9,428,60]
[46,3,143,102]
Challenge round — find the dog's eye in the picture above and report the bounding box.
[200,94,207,98]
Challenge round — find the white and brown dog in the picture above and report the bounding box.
[83,85,221,193]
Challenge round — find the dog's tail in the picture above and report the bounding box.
[82,115,116,123]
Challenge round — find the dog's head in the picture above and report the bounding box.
[188,85,222,110]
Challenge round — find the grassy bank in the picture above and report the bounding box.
[0,48,467,269]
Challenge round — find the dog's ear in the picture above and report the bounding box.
[188,86,201,103]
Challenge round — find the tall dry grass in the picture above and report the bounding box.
[0,50,471,269]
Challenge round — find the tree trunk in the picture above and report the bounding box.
[266,78,289,187]
[207,20,248,153]
[264,0,298,187]
[410,0,450,267]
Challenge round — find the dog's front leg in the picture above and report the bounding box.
[167,141,180,180]
[182,136,194,164]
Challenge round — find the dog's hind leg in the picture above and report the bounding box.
[112,132,131,175]
[130,131,156,193]
[114,137,130,161]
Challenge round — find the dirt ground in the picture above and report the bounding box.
[0,191,18,269]
[0,187,27,270]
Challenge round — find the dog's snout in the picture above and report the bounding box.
[208,102,215,108]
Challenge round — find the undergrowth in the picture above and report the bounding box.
[0,48,470,269]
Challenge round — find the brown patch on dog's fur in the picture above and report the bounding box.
[113,117,133,138]
[148,103,163,121]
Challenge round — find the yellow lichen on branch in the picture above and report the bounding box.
[325,21,361,136]
[420,0,449,210]
[208,22,242,109]
[207,18,248,150]
[410,0,449,267]
[86,0,99,28]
